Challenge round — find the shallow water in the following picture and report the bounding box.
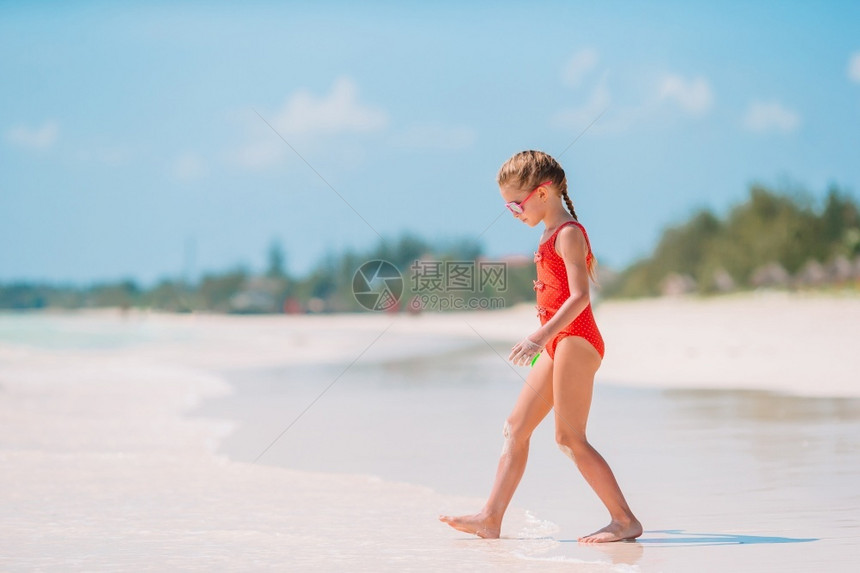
[195,345,860,571]
[0,310,196,350]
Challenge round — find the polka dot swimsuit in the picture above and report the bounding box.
[534,220,605,360]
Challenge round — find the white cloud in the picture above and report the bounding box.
[562,49,598,88]
[392,123,476,150]
[272,76,388,137]
[743,101,800,134]
[5,120,59,150]
[554,71,716,135]
[848,52,860,83]
[231,77,388,170]
[659,75,713,115]
[172,152,207,181]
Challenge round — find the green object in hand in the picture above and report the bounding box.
[530,352,541,367]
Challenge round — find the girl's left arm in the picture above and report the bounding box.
[529,226,592,348]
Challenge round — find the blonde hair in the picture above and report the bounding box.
[497,150,598,282]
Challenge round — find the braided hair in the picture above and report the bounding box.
[497,150,598,282]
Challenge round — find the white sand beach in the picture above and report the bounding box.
[594,291,860,397]
[1,292,858,571]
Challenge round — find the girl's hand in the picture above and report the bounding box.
[508,336,544,367]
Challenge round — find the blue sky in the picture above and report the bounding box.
[2,1,859,285]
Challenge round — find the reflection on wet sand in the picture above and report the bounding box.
[569,539,645,566]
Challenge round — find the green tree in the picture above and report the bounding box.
[266,240,288,279]
[605,183,860,298]
[820,186,860,258]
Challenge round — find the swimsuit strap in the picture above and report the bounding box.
[549,220,593,258]
[569,220,594,256]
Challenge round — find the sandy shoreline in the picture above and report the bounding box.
[6,289,854,397]
[70,289,855,398]
[594,291,860,397]
[1,292,858,570]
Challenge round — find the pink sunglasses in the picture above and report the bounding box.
[505,180,553,215]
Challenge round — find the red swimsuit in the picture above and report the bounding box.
[534,220,605,360]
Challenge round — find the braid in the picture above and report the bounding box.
[561,185,578,221]
[561,183,598,282]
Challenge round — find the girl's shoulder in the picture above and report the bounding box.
[554,221,592,259]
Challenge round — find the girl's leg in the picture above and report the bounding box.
[551,336,642,543]
[439,350,555,538]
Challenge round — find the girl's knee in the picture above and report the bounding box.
[555,431,588,460]
[501,419,530,451]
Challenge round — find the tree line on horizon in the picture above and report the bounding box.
[602,183,860,297]
[1,183,858,312]
[0,235,535,313]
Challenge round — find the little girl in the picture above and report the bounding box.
[440,150,642,543]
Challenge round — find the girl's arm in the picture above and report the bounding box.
[530,225,592,347]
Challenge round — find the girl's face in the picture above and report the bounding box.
[499,182,549,228]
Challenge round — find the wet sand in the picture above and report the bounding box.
[198,350,859,571]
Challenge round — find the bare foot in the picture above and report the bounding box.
[438,513,501,539]
[578,518,643,543]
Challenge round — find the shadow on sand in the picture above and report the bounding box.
[607,529,818,547]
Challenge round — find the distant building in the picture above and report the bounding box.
[229,277,283,313]
[750,262,790,288]
[796,260,827,287]
[711,268,736,292]
[660,273,697,296]
[307,297,326,313]
[827,256,853,283]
